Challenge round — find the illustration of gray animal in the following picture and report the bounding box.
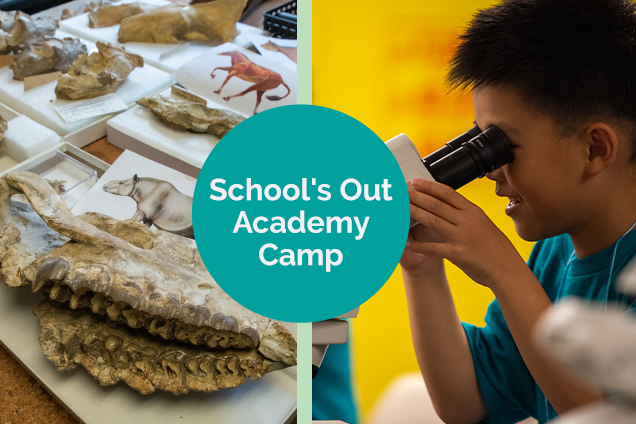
[102,175,194,239]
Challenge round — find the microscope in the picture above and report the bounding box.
[386,125,514,226]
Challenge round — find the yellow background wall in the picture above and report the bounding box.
[313,1,535,421]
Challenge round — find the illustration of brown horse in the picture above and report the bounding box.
[261,41,297,63]
[210,51,291,115]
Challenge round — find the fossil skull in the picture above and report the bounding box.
[0,171,296,394]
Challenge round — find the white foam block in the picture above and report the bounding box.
[107,88,235,172]
[4,115,60,162]
[0,60,174,136]
[60,2,265,73]
[0,102,20,121]
[0,155,19,173]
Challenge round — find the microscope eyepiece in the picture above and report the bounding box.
[422,125,482,165]
[422,126,514,190]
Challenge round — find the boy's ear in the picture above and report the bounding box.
[584,123,619,176]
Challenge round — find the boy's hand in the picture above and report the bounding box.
[406,178,524,289]
[400,217,445,273]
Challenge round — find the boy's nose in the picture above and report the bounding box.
[486,166,505,181]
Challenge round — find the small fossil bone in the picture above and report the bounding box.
[60,2,101,21]
[136,95,245,138]
[0,171,296,366]
[0,11,57,55]
[88,2,155,28]
[60,9,76,21]
[46,179,67,194]
[117,0,246,44]
[0,114,6,156]
[34,300,285,394]
[10,37,87,81]
[55,42,143,100]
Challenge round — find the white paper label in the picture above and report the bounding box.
[55,94,128,123]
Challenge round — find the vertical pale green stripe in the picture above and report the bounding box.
[297,1,312,423]
[297,0,312,105]
[296,322,312,424]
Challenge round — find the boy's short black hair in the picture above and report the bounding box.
[447,0,636,157]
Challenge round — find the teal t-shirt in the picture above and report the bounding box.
[463,231,636,424]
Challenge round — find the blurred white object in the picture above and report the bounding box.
[536,298,636,399]
[617,258,636,295]
[369,373,537,424]
[369,373,444,424]
[536,271,636,422]
[550,402,635,424]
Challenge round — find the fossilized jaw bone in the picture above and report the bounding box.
[0,114,6,156]
[25,214,297,365]
[117,0,246,44]
[88,2,154,28]
[1,171,296,366]
[136,95,245,138]
[10,37,87,81]
[34,300,285,395]
[55,41,144,100]
[0,11,57,54]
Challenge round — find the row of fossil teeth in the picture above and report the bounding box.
[40,322,271,395]
[34,279,254,350]
[80,332,266,382]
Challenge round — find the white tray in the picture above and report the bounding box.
[0,283,297,424]
[0,142,110,178]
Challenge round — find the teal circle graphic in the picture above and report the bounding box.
[193,105,410,322]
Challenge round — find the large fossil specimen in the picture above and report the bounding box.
[55,42,143,100]
[117,0,246,44]
[0,114,6,156]
[0,11,57,54]
[35,300,284,394]
[0,172,296,375]
[88,2,154,28]
[136,95,245,138]
[10,37,87,81]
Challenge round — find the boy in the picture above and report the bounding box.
[402,1,636,423]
